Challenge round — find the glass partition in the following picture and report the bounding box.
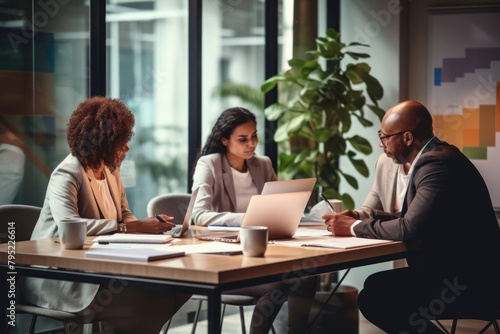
[0,0,89,207]
[105,0,189,217]
[201,0,289,157]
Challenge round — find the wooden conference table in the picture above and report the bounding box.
[0,226,411,333]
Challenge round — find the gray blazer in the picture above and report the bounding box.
[22,154,137,312]
[356,153,401,220]
[191,153,277,226]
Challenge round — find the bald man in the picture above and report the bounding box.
[324,101,500,333]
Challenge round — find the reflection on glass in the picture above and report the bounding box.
[202,0,290,153]
[106,1,189,217]
[0,1,89,206]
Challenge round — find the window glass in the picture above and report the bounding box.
[106,0,189,217]
[0,0,89,206]
[201,0,286,157]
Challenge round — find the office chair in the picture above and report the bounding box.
[0,204,99,334]
[148,194,276,334]
[147,193,192,223]
[443,308,500,334]
[189,294,276,334]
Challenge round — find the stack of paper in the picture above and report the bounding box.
[275,236,393,249]
[93,233,173,244]
[85,248,184,262]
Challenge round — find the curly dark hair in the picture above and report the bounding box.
[199,107,257,157]
[67,96,135,171]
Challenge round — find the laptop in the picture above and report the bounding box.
[261,177,316,194]
[164,188,199,238]
[195,190,311,242]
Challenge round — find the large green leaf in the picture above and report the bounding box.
[345,51,370,60]
[264,103,287,121]
[286,114,306,134]
[261,74,293,93]
[274,123,290,142]
[340,171,359,189]
[347,151,370,177]
[363,73,384,101]
[289,58,306,68]
[348,135,372,155]
[339,194,355,210]
[367,104,386,121]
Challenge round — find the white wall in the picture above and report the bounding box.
[337,0,403,291]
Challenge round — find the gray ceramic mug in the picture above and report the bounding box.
[240,226,268,257]
[59,218,87,249]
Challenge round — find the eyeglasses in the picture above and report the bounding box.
[377,130,408,144]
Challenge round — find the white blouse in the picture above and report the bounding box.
[231,167,258,212]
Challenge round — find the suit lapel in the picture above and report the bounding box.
[401,137,441,216]
[247,157,265,193]
[221,156,237,209]
[104,168,122,222]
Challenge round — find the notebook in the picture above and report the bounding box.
[164,188,199,238]
[195,191,312,242]
[85,248,185,262]
[93,233,174,244]
[261,178,316,194]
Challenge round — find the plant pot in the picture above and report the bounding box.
[308,283,359,334]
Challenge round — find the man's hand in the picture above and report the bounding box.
[322,212,357,236]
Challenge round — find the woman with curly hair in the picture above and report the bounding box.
[22,96,190,333]
[191,107,317,334]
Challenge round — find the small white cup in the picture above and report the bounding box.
[239,226,268,257]
[59,218,87,249]
[328,199,343,213]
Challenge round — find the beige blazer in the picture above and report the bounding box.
[191,153,277,226]
[355,153,401,219]
[22,154,136,312]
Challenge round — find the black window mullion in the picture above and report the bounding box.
[264,0,279,172]
[89,0,106,97]
[188,0,202,192]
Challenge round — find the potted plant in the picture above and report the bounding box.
[260,28,385,209]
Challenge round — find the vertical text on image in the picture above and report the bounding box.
[6,222,17,327]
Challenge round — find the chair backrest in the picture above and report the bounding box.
[0,204,41,243]
[147,193,191,225]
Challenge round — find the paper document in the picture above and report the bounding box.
[93,233,173,244]
[275,236,393,249]
[169,241,243,255]
[85,248,185,262]
[293,228,331,237]
[207,226,241,232]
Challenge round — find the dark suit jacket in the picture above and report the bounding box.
[354,137,500,282]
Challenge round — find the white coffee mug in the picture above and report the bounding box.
[240,226,268,257]
[59,218,87,249]
[328,199,343,213]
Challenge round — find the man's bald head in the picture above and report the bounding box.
[382,100,434,141]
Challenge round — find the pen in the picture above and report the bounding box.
[155,214,166,222]
[320,193,336,213]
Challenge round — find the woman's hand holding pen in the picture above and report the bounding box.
[125,215,175,234]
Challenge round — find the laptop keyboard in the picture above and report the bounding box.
[165,225,182,236]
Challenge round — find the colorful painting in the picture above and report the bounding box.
[429,6,500,208]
